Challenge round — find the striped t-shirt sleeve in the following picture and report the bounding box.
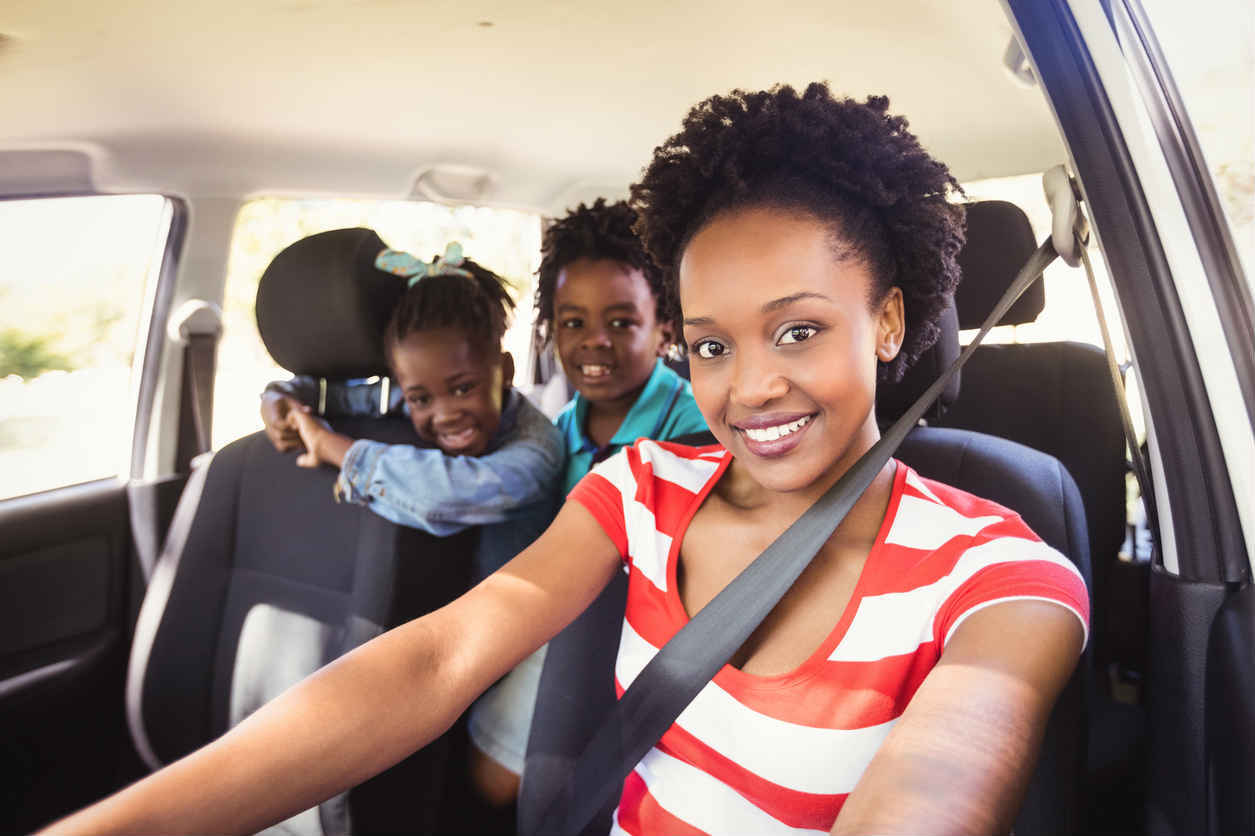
[569,457,630,561]
[933,533,1091,650]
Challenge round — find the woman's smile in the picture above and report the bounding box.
[731,411,817,457]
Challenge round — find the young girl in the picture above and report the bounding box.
[279,243,567,810]
[47,84,1087,836]
[537,199,709,494]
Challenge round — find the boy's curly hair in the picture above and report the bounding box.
[630,82,965,381]
[384,257,515,364]
[534,198,675,343]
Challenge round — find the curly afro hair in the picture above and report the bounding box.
[533,198,675,344]
[630,82,965,381]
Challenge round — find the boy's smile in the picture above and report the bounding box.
[679,206,903,498]
[553,257,669,416]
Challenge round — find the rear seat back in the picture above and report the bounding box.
[126,228,474,835]
[939,200,1126,669]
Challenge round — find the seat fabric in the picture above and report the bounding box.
[129,228,476,836]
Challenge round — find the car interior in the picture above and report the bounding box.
[0,1,1250,835]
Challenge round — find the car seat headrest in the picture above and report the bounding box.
[954,200,1045,329]
[256,228,403,379]
[875,296,960,426]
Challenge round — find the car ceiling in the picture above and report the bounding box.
[0,0,1066,213]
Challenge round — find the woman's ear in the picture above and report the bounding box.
[875,287,905,363]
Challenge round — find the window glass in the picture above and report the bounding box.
[0,194,169,500]
[1140,0,1254,281]
[213,199,543,449]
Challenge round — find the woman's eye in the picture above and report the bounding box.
[693,340,727,360]
[777,325,818,345]
[609,317,634,329]
[560,317,583,329]
[408,394,431,407]
[453,383,475,396]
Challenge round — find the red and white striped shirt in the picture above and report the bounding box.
[569,438,1090,836]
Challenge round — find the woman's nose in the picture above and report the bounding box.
[730,349,789,407]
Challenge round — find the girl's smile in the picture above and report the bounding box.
[679,206,904,498]
[389,327,512,457]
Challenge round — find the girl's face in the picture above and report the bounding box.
[553,257,670,411]
[679,207,903,495]
[390,327,512,457]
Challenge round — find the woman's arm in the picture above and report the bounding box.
[831,600,1085,836]
[41,500,621,836]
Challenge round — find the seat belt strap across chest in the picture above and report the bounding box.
[530,238,1062,836]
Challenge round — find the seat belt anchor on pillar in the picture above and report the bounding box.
[167,299,224,466]
[1044,164,1160,543]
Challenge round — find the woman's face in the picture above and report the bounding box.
[678,206,903,495]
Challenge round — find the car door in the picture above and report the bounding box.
[0,185,187,833]
[1003,1,1254,834]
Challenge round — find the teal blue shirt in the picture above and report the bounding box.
[555,359,708,496]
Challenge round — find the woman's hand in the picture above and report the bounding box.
[260,391,308,452]
[289,410,352,468]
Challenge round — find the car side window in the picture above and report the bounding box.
[0,195,171,500]
[1139,0,1254,281]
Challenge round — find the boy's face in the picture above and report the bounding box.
[553,257,670,411]
[678,206,903,496]
[390,327,513,457]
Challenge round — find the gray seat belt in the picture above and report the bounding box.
[129,300,222,581]
[531,235,1062,836]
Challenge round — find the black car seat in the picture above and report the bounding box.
[518,294,1094,836]
[938,200,1140,818]
[940,200,1126,675]
[125,228,475,836]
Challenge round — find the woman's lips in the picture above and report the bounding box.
[733,413,815,458]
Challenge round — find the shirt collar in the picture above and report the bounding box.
[566,359,682,454]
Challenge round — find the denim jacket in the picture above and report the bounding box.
[293,383,564,583]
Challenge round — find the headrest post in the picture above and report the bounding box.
[317,378,328,416]
[379,377,390,416]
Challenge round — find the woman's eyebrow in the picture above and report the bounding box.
[682,315,714,327]
[761,291,832,313]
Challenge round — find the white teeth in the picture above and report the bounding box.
[441,428,476,445]
[743,415,811,443]
[581,364,611,378]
